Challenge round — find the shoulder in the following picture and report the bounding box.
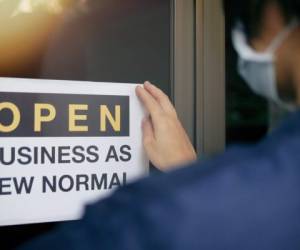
[110,123,300,215]
[21,132,300,250]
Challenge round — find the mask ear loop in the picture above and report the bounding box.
[267,19,300,112]
[232,22,274,61]
[232,19,300,61]
[266,19,300,53]
[231,22,251,56]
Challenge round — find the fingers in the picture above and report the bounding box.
[136,85,163,123]
[137,84,196,170]
[142,117,155,145]
[144,81,177,117]
[141,117,156,161]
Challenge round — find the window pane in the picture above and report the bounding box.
[0,0,171,248]
[0,0,171,94]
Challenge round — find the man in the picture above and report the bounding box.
[21,0,300,249]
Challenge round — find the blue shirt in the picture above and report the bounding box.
[21,111,300,250]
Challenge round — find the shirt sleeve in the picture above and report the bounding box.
[19,144,300,250]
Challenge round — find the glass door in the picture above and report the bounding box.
[0,0,172,248]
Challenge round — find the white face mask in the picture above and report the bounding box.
[232,20,299,111]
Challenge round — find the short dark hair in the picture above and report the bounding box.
[223,0,300,38]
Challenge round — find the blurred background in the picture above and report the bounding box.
[0,0,171,93]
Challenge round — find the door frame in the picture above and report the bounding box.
[172,0,225,157]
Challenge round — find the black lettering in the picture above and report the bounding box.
[91,174,107,190]
[86,146,99,163]
[105,146,119,162]
[109,173,121,189]
[41,147,55,164]
[0,147,15,165]
[33,147,39,164]
[43,176,57,193]
[17,147,32,165]
[120,145,132,162]
[72,146,85,163]
[76,175,89,191]
[59,175,74,192]
[123,172,127,186]
[0,178,11,195]
[13,177,34,194]
[58,147,71,164]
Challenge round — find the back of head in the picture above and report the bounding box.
[223,0,300,39]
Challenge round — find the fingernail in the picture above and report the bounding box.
[144,81,151,85]
[135,86,142,95]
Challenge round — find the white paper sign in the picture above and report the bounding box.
[0,78,148,226]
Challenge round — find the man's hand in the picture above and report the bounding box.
[136,81,197,171]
